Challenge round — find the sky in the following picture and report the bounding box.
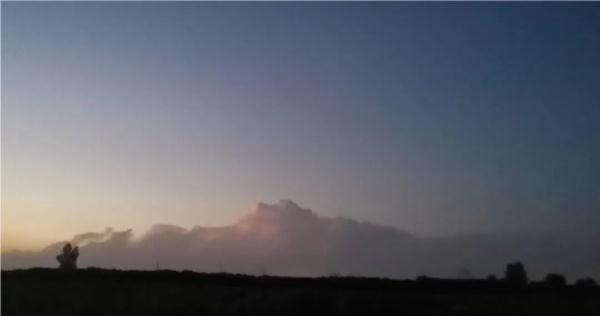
[2,2,600,253]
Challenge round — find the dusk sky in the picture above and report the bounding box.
[2,2,600,252]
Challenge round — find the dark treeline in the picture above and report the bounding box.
[3,264,600,316]
[3,266,599,293]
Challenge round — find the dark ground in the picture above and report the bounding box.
[2,268,599,316]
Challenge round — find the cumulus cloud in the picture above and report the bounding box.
[2,200,599,280]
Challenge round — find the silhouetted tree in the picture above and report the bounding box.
[504,261,528,285]
[544,273,567,287]
[574,277,597,287]
[486,274,498,281]
[56,243,79,270]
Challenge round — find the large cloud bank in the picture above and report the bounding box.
[3,200,599,280]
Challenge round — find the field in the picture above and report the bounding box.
[2,268,600,315]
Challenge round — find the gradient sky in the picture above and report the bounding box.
[2,2,600,251]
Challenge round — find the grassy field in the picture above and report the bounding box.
[2,268,599,315]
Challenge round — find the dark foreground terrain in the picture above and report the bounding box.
[2,268,599,316]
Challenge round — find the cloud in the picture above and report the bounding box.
[2,200,599,280]
[71,227,114,245]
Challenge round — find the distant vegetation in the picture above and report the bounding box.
[504,261,528,285]
[2,262,599,316]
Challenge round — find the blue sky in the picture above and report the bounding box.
[2,2,600,250]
